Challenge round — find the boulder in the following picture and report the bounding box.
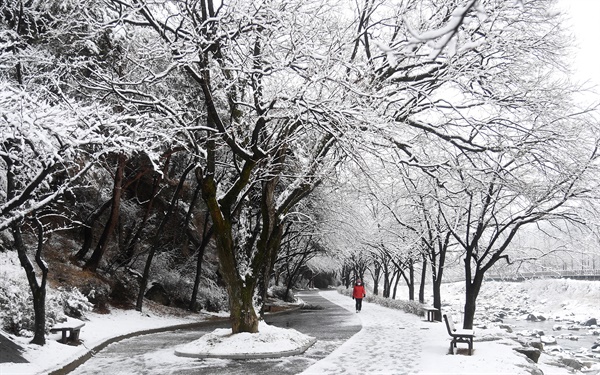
[499,324,513,333]
[583,318,597,327]
[514,347,541,363]
[560,358,584,371]
[526,314,538,322]
[145,283,171,306]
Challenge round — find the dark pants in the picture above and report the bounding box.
[355,298,363,311]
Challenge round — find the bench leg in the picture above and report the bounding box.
[61,331,68,343]
[468,339,472,355]
[71,329,80,341]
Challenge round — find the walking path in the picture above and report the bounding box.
[306,291,548,375]
[302,291,424,374]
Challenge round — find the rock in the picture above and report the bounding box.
[499,324,513,333]
[562,335,579,341]
[583,318,598,327]
[145,283,171,306]
[526,314,538,322]
[552,324,563,331]
[541,335,557,345]
[560,358,584,371]
[546,346,563,353]
[514,347,541,363]
[536,315,546,321]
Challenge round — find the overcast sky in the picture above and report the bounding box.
[559,0,600,87]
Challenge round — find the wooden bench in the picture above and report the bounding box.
[422,306,439,322]
[50,318,85,344]
[443,314,474,355]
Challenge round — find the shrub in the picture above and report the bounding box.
[269,285,296,303]
[337,286,423,316]
[195,286,228,312]
[0,279,92,336]
[57,287,94,319]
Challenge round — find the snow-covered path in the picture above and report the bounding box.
[301,291,424,375]
[303,290,561,375]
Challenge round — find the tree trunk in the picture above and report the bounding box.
[419,255,427,303]
[119,174,161,267]
[85,153,126,271]
[75,199,111,261]
[382,261,390,298]
[391,268,400,299]
[430,234,448,322]
[370,261,381,296]
[200,167,260,333]
[408,263,415,301]
[12,222,47,345]
[189,220,213,311]
[463,273,483,329]
[136,163,194,311]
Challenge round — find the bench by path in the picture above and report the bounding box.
[50,318,85,344]
[443,314,474,355]
[421,306,439,322]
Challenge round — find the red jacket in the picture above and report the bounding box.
[353,284,366,299]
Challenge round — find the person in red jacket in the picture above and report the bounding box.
[352,279,366,313]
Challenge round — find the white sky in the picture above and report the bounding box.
[559,0,600,87]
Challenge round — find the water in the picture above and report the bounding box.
[504,318,599,353]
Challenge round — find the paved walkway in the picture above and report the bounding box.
[69,291,361,375]
[302,291,424,374]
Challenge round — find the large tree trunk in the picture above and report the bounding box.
[201,169,259,333]
[85,153,126,271]
[463,272,484,329]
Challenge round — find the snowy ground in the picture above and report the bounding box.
[1,279,599,374]
[0,307,205,374]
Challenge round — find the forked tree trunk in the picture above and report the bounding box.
[75,199,111,261]
[201,168,260,333]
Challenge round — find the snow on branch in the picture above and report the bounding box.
[405,0,485,60]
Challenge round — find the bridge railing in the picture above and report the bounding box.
[484,269,600,281]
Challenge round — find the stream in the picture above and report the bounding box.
[504,317,599,359]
